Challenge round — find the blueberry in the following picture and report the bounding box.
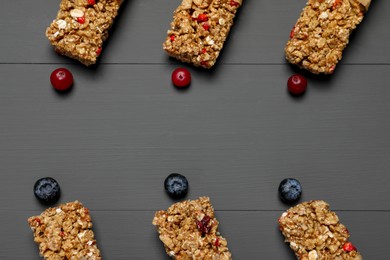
[164,173,189,199]
[34,177,61,204]
[278,178,302,204]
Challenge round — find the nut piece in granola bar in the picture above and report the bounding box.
[163,0,243,69]
[152,196,232,259]
[278,200,362,260]
[285,0,370,74]
[46,0,123,66]
[27,200,102,259]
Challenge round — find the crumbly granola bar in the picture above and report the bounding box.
[279,200,362,260]
[152,197,232,259]
[285,0,371,74]
[163,0,243,69]
[28,201,101,259]
[46,0,122,66]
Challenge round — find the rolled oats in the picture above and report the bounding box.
[163,0,243,69]
[152,197,232,259]
[27,201,102,259]
[46,0,123,66]
[278,200,362,260]
[285,0,370,74]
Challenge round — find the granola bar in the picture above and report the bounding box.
[163,0,243,69]
[152,197,232,259]
[27,201,101,259]
[278,200,362,260]
[285,0,371,74]
[46,0,123,66]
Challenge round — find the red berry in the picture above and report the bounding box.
[230,0,240,7]
[170,35,175,42]
[201,48,207,54]
[77,17,85,24]
[96,47,102,56]
[50,68,74,92]
[214,238,220,247]
[200,61,208,67]
[88,0,96,5]
[196,215,212,235]
[290,26,296,39]
[287,74,307,95]
[202,22,210,31]
[343,242,357,252]
[172,68,191,88]
[197,14,208,22]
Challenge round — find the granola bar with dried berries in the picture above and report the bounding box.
[27,201,101,259]
[152,197,232,259]
[46,0,123,66]
[279,200,362,260]
[285,0,371,74]
[163,0,242,69]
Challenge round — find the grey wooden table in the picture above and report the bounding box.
[1,0,389,259]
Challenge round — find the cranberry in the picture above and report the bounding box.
[343,242,357,252]
[88,0,96,5]
[170,35,175,42]
[171,68,191,88]
[287,74,307,95]
[197,14,208,22]
[214,237,220,247]
[201,48,207,54]
[77,17,85,24]
[202,22,210,31]
[50,68,74,92]
[200,61,208,67]
[290,26,296,39]
[196,215,212,235]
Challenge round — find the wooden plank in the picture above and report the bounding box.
[0,0,387,64]
[3,210,389,259]
[1,64,390,211]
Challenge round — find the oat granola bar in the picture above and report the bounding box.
[278,200,362,260]
[28,201,101,259]
[46,0,123,66]
[152,197,232,259]
[163,0,243,69]
[285,0,371,74]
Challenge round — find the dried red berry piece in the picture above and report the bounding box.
[214,237,220,247]
[287,74,307,95]
[230,0,240,7]
[170,35,175,42]
[50,68,74,92]
[196,215,212,235]
[172,68,191,88]
[96,47,102,56]
[197,13,208,22]
[290,25,296,39]
[77,17,85,24]
[201,48,207,54]
[343,242,357,252]
[202,22,210,31]
[200,61,208,67]
[88,0,96,5]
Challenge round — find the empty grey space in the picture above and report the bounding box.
[0,0,389,259]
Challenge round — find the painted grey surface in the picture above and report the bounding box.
[0,0,390,259]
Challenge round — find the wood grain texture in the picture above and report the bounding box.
[0,0,387,64]
[2,210,388,259]
[1,64,390,211]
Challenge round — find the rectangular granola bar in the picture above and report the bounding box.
[27,201,101,259]
[278,200,362,260]
[285,0,371,74]
[46,0,123,66]
[152,197,232,259]
[163,0,243,69]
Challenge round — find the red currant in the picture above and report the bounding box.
[287,74,307,95]
[171,68,191,88]
[50,68,74,92]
